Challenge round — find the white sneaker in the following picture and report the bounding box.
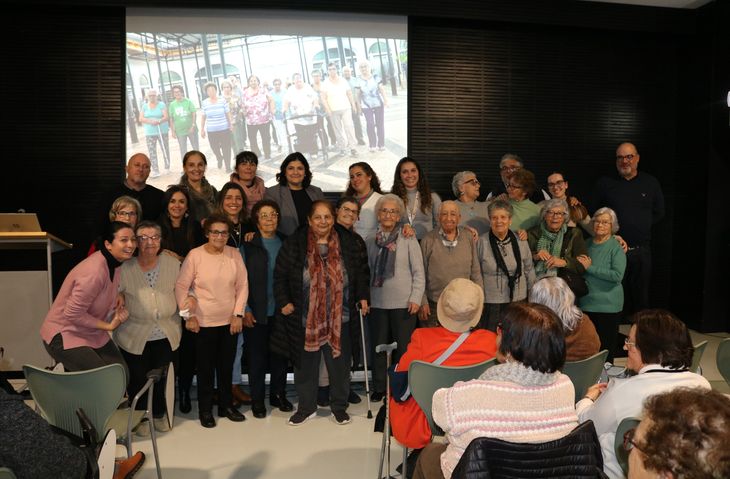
[134,419,151,437]
[154,417,171,432]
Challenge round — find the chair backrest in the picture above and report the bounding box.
[562,350,609,402]
[717,338,730,385]
[451,420,604,479]
[0,467,17,479]
[690,340,709,374]
[409,358,496,436]
[23,363,126,438]
[614,416,641,477]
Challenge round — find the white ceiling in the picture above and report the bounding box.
[578,0,713,8]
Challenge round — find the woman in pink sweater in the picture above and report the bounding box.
[175,213,249,428]
[413,302,578,479]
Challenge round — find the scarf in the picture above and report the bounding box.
[372,223,401,287]
[180,174,216,207]
[488,230,522,301]
[304,228,345,357]
[534,221,567,278]
[439,227,459,249]
[479,361,560,386]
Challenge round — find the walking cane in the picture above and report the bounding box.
[376,342,397,479]
[156,123,170,169]
[357,303,373,418]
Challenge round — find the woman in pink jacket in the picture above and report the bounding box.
[40,221,136,380]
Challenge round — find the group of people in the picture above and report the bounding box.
[139,60,389,177]
[35,140,725,479]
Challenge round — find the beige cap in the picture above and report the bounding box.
[436,278,484,333]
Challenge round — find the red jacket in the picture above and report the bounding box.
[390,327,497,449]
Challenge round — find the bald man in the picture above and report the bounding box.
[591,142,664,315]
[99,153,165,225]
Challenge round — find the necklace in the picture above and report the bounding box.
[406,191,420,224]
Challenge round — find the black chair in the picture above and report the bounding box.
[451,420,607,479]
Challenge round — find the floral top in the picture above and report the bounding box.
[224,94,242,124]
[243,88,271,126]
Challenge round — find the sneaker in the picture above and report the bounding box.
[134,419,151,438]
[378,146,386,151]
[154,417,171,432]
[288,411,316,426]
[369,147,376,153]
[332,410,351,425]
[348,389,362,404]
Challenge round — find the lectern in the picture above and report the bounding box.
[0,231,72,371]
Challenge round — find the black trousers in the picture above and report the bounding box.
[120,339,174,418]
[195,325,237,414]
[369,308,416,393]
[295,322,351,414]
[176,320,196,394]
[243,316,288,402]
[623,246,652,315]
[587,311,623,362]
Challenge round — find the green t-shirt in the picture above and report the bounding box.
[168,98,196,135]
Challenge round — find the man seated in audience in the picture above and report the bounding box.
[0,388,145,479]
[100,153,164,225]
[577,309,710,479]
[626,387,730,479]
[419,201,483,327]
[486,153,549,203]
[413,302,578,479]
[390,278,497,476]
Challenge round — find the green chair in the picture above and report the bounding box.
[690,340,709,374]
[23,363,163,479]
[614,416,641,477]
[562,349,609,403]
[717,338,730,385]
[0,468,17,479]
[409,357,497,437]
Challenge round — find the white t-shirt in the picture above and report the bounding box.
[284,84,317,125]
[322,77,352,112]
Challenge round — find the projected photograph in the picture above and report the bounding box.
[126,14,407,192]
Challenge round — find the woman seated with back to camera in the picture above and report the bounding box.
[626,387,730,479]
[412,302,578,479]
[390,278,497,473]
[529,276,600,361]
[576,309,711,479]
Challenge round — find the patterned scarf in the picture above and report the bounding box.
[488,230,522,301]
[439,227,459,249]
[304,228,345,357]
[534,221,567,278]
[372,223,401,287]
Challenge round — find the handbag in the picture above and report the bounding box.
[558,268,588,298]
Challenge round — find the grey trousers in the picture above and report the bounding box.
[44,333,129,384]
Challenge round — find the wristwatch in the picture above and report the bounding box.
[235,313,244,318]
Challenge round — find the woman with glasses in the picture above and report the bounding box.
[272,200,369,426]
[365,194,425,401]
[576,309,710,479]
[175,213,248,428]
[88,195,142,255]
[477,200,536,331]
[506,168,541,232]
[543,171,590,228]
[241,200,293,418]
[114,221,181,434]
[452,170,489,236]
[576,207,626,361]
[625,388,730,479]
[527,198,588,293]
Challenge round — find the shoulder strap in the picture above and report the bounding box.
[433,331,471,365]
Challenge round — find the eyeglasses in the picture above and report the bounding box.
[506,184,523,190]
[594,219,612,226]
[500,165,521,172]
[339,206,359,216]
[258,212,279,220]
[547,180,566,188]
[546,210,566,217]
[623,428,644,453]
[209,230,229,237]
[116,211,138,218]
[463,178,480,186]
[624,338,637,349]
[137,234,161,242]
[616,154,636,162]
[380,208,400,217]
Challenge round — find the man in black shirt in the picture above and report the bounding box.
[592,142,665,314]
[100,153,165,223]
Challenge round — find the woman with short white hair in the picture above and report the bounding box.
[529,276,600,361]
[452,170,489,235]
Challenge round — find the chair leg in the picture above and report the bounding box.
[402,446,408,478]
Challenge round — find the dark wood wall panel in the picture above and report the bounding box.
[410,18,680,308]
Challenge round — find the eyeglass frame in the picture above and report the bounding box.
[115,210,138,218]
[616,154,636,162]
[137,234,161,242]
[623,428,645,453]
[209,230,230,237]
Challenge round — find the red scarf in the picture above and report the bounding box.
[304,228,345,357]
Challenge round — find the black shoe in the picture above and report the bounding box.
[348,389,362,404]
[179,389,191,414]
[199,411,216,428]
[218,407,246,422]
[317,386,330,407]
[252,401,267,419]
[370,391,385,402]
[270,393,294,412]
[396,448,422,476]
[332,409,351,425]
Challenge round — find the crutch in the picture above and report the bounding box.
[357,303,373,418]
[376,341,397,479]
[156,123,170,169]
